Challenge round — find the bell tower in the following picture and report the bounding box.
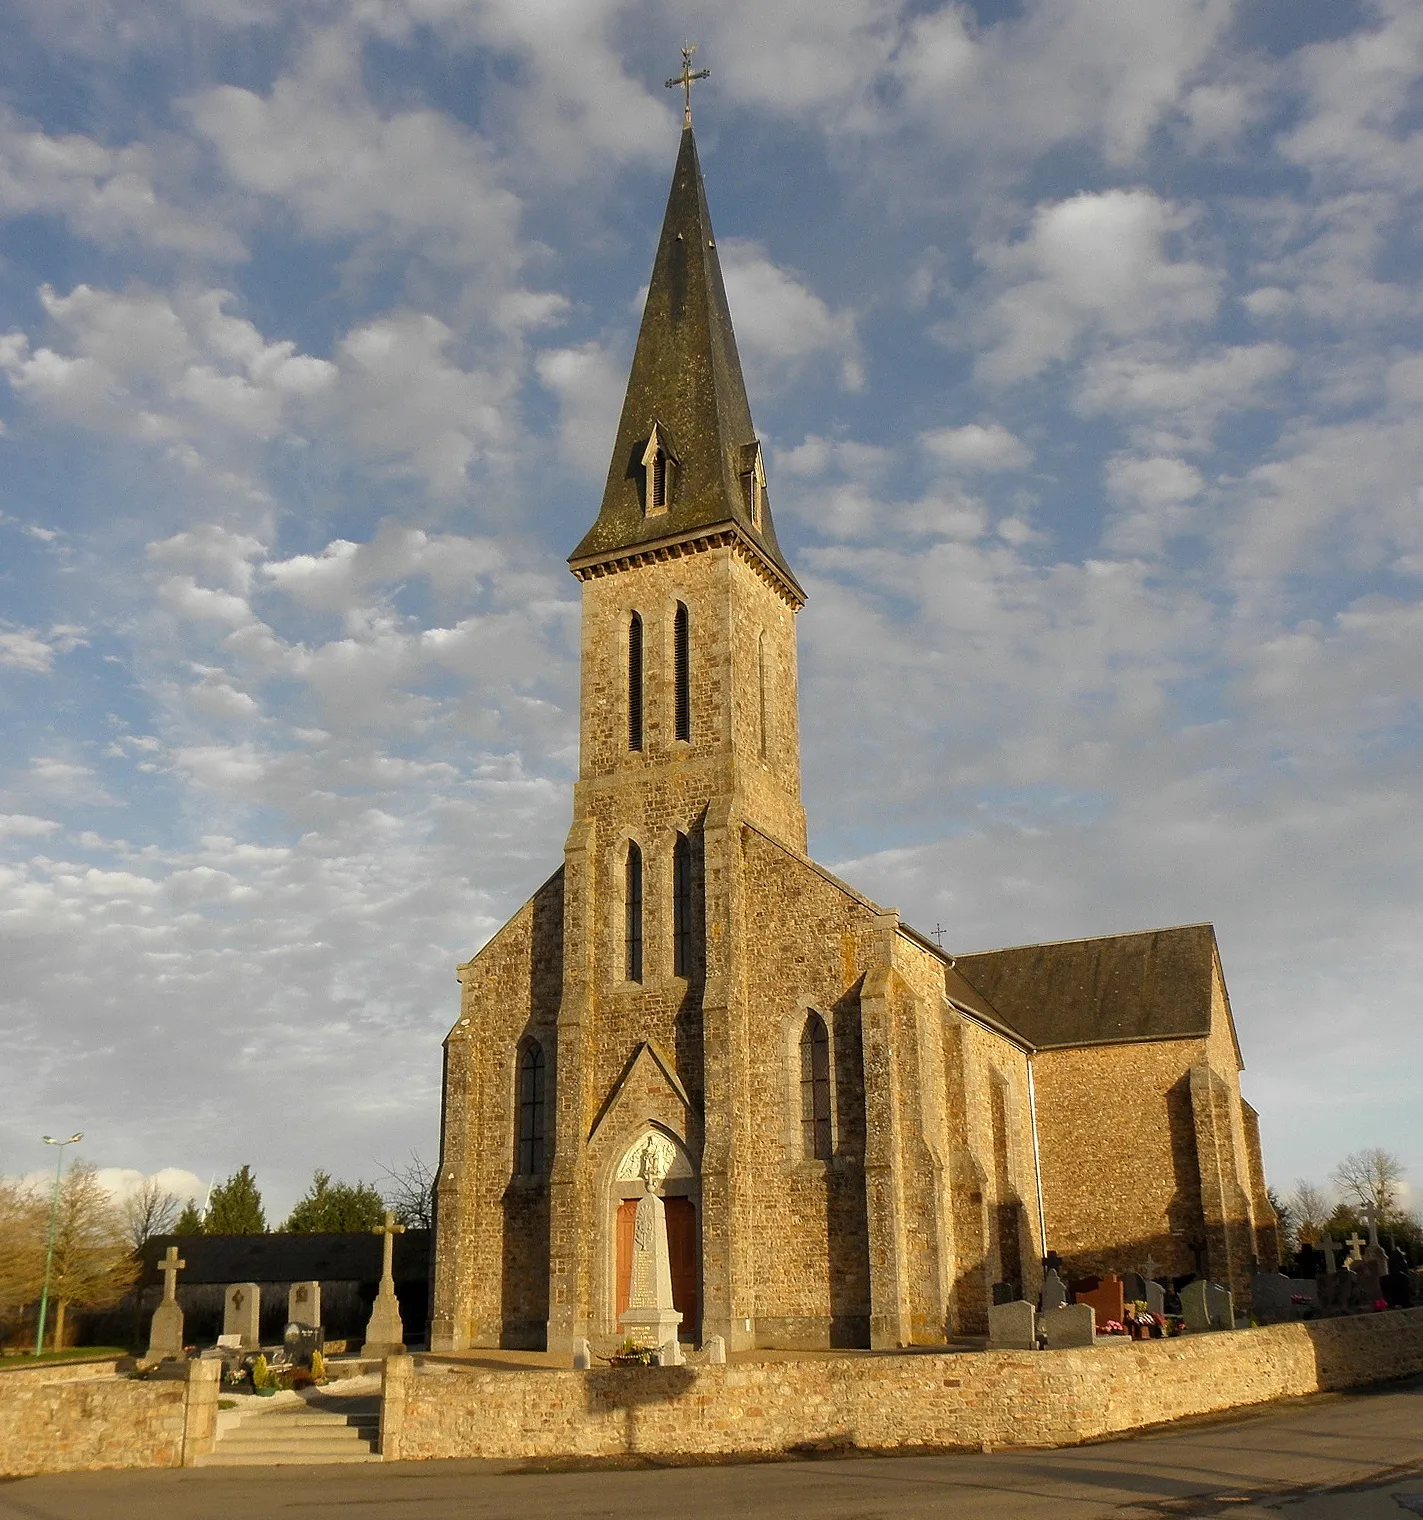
[545,118,807,1354]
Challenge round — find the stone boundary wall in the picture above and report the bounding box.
[382,1309,1423,1462]
[0,1359,219,1478]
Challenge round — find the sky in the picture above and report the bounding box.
[0,0,1419,1225]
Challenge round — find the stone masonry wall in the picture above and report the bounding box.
[382,1308,1423,1463]
[0,1361,218,1478]
[1030,1036,1208,1283]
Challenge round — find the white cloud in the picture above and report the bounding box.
[720,241,862,392]
[920,422,1032,471]
[536,341,627,479]
[974,190,1222,383]
[0,814,60,837]
[1103,454,1206,555]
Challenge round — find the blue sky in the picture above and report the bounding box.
[1,0,1419,1223]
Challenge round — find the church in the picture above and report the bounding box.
[429,116,1280,1356]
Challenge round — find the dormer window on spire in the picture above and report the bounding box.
[642,424,675,517]
[740,441,766,531]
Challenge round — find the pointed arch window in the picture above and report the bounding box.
[672,831,693,977]
[673,601,691,742]
[800,1014,832,1160]
[628,612,644,752]
[642,424,674,516]
[740,441,766,531]
[625,841,643,983]
[516,1041,546,1175]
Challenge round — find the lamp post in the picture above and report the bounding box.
[35,1133,83,1357]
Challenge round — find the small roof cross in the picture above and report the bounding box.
[666,44,710,128]
[159,1245,185,1302]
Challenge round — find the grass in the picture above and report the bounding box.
[0,1346,130,1370]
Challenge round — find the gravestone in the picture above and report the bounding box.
[1251,1271,1315,1323]
[988,1300,1037,1350]
[617,1142,683,1350]
[704,1334,726,1365]
[1361,1204,1388,1270]
[1145,1279,1166,1318]
[1207,1283,1235,1329]
[659,1337,683,1366]
[1076,1275,1126,1330]
[1353,1259,1384,1307]
[1039,1268,1068,1313]
[361,1212,407,1357]
[224,1283,261,1350]
[1320,1236,1341,1275]
[288,1280,321,1329]
[572,1338,592,1369]
[1038,1304,1095,1349]
[283,1324,322,1367]
[1180,1280,1214,1332]
[1345,1231,1366,1264]
[992,1281,1016,1306]
[146,1246,186,1363]
[1120,1271,1148,1307]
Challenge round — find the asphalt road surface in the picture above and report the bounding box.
[3,1376,1421,1520]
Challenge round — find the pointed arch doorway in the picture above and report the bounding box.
[611,1129,700,1341]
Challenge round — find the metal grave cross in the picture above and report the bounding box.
[159,1246,185,1302]
[1345,1231,1366,1263]
[666,44,710,128]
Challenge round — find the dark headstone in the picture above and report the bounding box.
[283,1323,324,1367]
[1120,1271,1147,1306]
[992,1281,1015,1306]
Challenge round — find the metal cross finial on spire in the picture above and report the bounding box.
[666,44,710,128]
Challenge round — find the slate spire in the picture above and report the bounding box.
[569,126,802,602]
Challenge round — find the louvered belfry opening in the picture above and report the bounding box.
[628,612,644,751]
[625,841,643,983]
[673,601,690,741]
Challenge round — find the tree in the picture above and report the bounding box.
[205,1166,266,1234]
[1288,1181,1331,1245]
[378,1151,435,1230]
[122,1177,183,1252]
[44,1162,139,1350]
[282,1170,385,1233]
[173,1199,205,1235]
[0,1177,47,1334]
[1332,1148,1405,1220]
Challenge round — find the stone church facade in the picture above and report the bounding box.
[429,124,1279,1356]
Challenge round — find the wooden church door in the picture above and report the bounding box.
[615,1196,698,1337]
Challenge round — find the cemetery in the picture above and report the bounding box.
[4,1166,1423,1475]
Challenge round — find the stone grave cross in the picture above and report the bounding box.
[1345,1231,1366,1263]
[361,1211,407,1358]
[1142,1254,1161,1281]
[1361,1203,1380,1245]
[1321,1235,1340,1274]
[159,1245,185,1302]
[145,1245,187,1363]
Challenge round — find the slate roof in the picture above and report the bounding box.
[952,923,1220,1050]
[569,125,803,601]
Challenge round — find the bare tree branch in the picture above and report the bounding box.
[377,1151,435,1231]
[122,1177,183,1252]
[1331,1148,1405,1218]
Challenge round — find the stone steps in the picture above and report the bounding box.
[197,1400,381,1466]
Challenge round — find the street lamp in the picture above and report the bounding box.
[35,1133,83,1357]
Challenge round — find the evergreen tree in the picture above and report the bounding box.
[283,1169,385,1232]
[204,1165,266,1234]
[173,1200,204,1235]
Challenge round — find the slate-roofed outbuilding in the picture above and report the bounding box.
[953,923,1221,1051]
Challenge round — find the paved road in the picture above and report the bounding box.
[3,1377,1421,1520]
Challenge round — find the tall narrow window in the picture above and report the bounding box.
[757,631,769,761]
[628,612,643,752]
[625,842,643,983]
[673,601,690,742]
[741,442,766,531]
[650,449,667,509]
[800,1014,832,1160]
[672,831,693,977]
[516,1042,545,1174]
